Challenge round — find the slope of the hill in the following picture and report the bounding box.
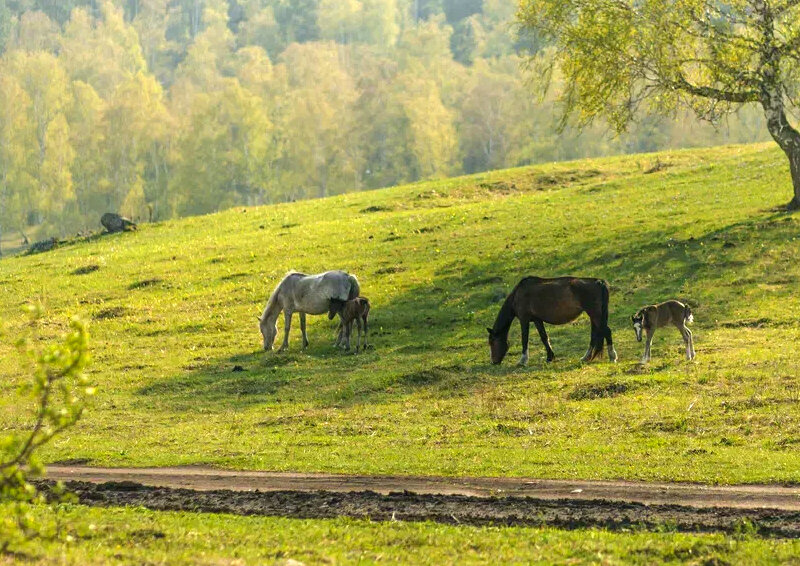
[1,142,799,484]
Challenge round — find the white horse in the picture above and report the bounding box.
[259,270,360,351]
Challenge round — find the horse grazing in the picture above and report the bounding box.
[632,300,695,363]
[487,276,617,365]
[328,297,370,353]
[259,270,359,351]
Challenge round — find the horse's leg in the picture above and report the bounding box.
[533,319,555,362]
[582,323,599,362]
[344,320,352,352]
[519,318,530,366]
[641,328,653,363]
[300,312,309,349]
[279,310,293,352]
[333,317,343,348]
[355,318,362,353]
[363,314,369,349]
[678,323,694,360]
[605,326,617,362]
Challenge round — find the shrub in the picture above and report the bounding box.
[0,305,92,552]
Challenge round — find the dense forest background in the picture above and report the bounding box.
[0,0,769,248]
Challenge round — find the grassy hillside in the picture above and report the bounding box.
[2,142,799,483]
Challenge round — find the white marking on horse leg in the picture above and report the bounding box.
[641,336,652,363]
[608,345,618,363]
[518,351,529,366]
[682,329,695,360]
[581,346,594,362]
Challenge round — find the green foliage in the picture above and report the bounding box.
[517,0,800,204]
[0,0,773,251]
[0,306,92,552]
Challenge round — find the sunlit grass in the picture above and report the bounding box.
[1,142,799,483]
[4,504,800,565]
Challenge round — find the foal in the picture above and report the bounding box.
[632,300,695,363]
[328,297,370,352]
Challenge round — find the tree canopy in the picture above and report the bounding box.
[518,0,800,207]
[0,0,774,251]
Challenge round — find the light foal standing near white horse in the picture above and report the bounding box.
[259,270,360,351]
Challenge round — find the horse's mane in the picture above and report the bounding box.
[491,291,516,338]
[261,271,303,321]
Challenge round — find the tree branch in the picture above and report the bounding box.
[669,73,760,103]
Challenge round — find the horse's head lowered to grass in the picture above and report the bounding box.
[487,327,509,365]
[259,315,278,351]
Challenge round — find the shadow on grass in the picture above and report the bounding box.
[134,210,795,411]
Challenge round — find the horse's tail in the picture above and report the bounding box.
[598,279,610,330]
[347,273,360,300]
[684,304,694,324]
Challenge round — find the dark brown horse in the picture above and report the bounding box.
[487,276,617,365]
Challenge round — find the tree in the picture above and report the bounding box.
[6,50,74,231]
[12,10,60,52]
[276,42,357,198]
[67,80,108,228]
[60,2,147,99]
[0,0,14,53]
[457,59,515,172]
[170,78,273,214]
[103,72,169,218]
[518,0,800,208]
[0,307,92,552]
[396,67,457,179]
[0,73,35,254]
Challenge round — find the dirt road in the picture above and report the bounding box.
[44,466,800,536]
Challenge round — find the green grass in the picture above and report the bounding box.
[2,142,800,484]
[5,504,800,565]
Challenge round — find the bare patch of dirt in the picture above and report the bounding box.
[720,318,793,329]
[569,381,632,401]
[128,278,163,290]
[93,307,127,320]
[375,266,406,275]
[72,264,100,275]
[38,480,800,538]
[360,205,394,213]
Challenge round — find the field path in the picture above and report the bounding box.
[47,465,800,511]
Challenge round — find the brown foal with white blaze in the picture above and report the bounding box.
[632,300,695,363]
[328,297,370,352]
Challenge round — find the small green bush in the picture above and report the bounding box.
[0,305,92,552]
